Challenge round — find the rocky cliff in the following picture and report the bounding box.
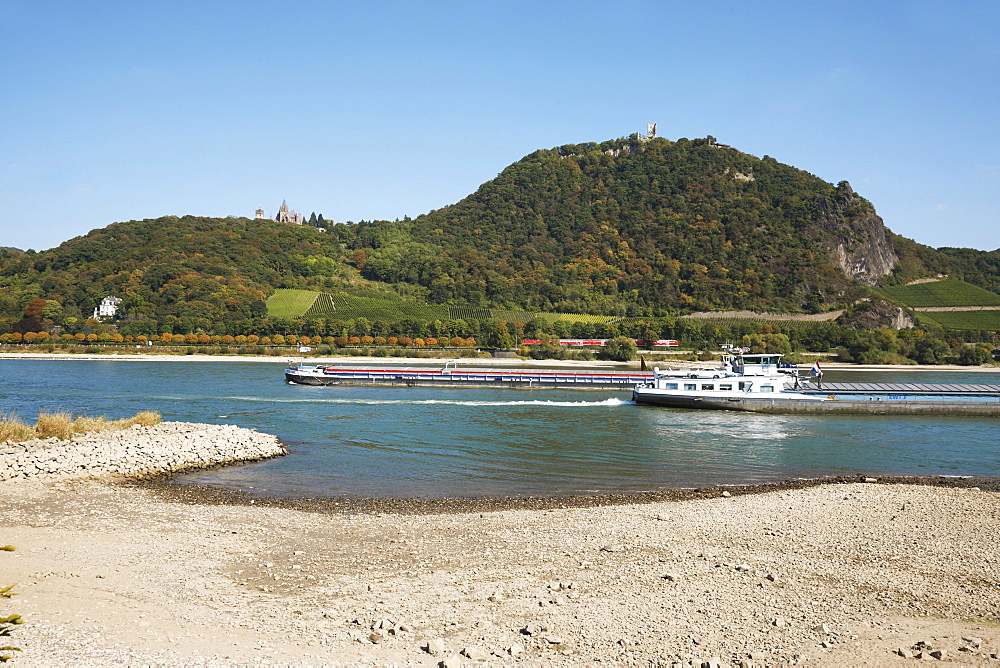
[813,182,898,286]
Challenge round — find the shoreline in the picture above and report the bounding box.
[1,350,998,372]
[4,424,1000,664]
[3,476,998,665]
[132,472,1000,516]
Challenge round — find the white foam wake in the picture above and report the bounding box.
[225,396,627,408]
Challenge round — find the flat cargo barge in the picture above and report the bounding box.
[634,394,1000,416]
[285,364,652,389]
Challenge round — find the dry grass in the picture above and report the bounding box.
[0,413,34,444]
[0,411,162,443]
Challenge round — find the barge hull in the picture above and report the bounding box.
[632,394,1000,416]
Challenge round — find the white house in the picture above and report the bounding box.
[93,296,123,319]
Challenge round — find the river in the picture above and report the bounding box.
[1,359,997,498]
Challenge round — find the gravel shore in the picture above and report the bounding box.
[2,425,999,666]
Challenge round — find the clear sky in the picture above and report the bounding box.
[2,1,998,252]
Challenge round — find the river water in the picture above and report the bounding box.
[1,359,997,498]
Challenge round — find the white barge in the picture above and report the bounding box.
[632,347,1000,416]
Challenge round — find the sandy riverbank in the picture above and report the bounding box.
[1,350,998,372]
[3,476,999,666]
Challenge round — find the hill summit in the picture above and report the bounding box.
[340,136,899,314]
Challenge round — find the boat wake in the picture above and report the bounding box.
[223,396,627,408]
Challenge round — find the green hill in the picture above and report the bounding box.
[3,134,1000,343]
[0,216,352,335]
[336,136,900,314]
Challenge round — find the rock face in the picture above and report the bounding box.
[837,297,916,330]
[814,181,898,286]
[0,422,286,482]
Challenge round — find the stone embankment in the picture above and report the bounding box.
[0,422,286,482]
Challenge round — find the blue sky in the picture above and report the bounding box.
[2,1,998,252]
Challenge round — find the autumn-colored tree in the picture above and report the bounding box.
[87,333,98,342]
[221,335,235,344]
[334,336,348,348]
[425,337,437,346]
[75,333,86,342]
[184,333,197,344]
[450,336,464,347]
[398,336,412,347]
[348,336,361,345]
[160,333,173,343]
[260,336,272,345]
[111,333,124,343]
[272,335,285,345]
[13,298,47,333]
[361,335,374,345]
[353,248,368,270]
[23,332,36,343]
[374,336,386,346]
[198,334,210,344]
[247,334,259,345]
[136,335,147,344]
[235,335,248,345]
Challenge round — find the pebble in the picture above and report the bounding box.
[461,645,489,661]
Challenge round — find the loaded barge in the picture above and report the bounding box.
[285,362,652,389]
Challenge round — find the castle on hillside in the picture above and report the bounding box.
[275,200,304,225]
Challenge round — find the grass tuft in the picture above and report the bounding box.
[34,412,75,440]
[0,411,162,444]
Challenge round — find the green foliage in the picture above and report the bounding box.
[337,137,889,314]
[0,215,349,336]
[602,336,638,362]
[876,279,1000,307]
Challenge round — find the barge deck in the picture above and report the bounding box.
[285,364,653,389]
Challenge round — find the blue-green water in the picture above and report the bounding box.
[1,359,998,498]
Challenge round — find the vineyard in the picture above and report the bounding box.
[877,279,1000,308]
[267,291,635,325]
[677,316,815,329]
[912,310,1000,331]
[266,289,319,318]
[304,292,448,321]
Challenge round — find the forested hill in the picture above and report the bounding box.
[3,135,998,337]
[339,136,900,314]
[0,216,350,334]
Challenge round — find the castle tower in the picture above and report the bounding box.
[647,122,657,139]
[254,207,265,220]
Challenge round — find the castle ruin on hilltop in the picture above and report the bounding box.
[256,200,304,224]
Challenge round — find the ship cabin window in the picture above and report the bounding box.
[684,383,697,391]
[701,384,715,391]
[663,382,678,390]
[760,385,775,393]
[738,382,747,391]
[719,383,733,391]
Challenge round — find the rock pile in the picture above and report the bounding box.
[0,422,286,481]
